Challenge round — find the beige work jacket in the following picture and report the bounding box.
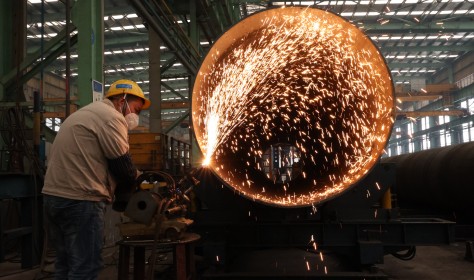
[42,99,129,203]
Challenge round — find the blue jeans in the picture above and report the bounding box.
[43,195,105,280]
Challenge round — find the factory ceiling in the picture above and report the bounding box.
[25,0,474,124]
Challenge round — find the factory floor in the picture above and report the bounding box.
[0,242,473,279]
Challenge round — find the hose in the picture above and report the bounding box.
[391,246,416,261]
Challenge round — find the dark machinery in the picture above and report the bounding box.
[117,171,197,241]
[188,6,455,277]
[382,142,474,223]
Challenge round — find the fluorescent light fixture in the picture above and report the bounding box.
[28,0,58,3]
[396,11,409,16]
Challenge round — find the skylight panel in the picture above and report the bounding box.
[439,10,453,15]
[28,0,58,3]
[396,11,410,16]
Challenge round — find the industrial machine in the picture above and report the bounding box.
[116,171,197,241]
[115,6,459,278]
[186,6,455,278]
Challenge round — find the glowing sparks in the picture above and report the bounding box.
[192,7,393,207]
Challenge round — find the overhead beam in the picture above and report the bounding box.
[164,110,189,134]
[395,110,468,119]
[381,44,474,53]
[362,21,474,33]
[3,34,78,97]
[103,34,148,49]
[128,0,200,74]
[27,5,137,23]
[388,62,445,68]
[161,81,187,100]
[396,95,442,102]
[1,27,77,90]
[161,101,188,110]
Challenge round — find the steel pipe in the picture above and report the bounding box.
[382,142,474,219]
[192,7,394,207]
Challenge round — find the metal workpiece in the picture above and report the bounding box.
[192,6,394,207]
[124,191,162,225]
[118,170,198,241]
[382,142,474,221]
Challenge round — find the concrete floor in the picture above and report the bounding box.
[0,242,473,279]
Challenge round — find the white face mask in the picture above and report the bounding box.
[125,113,139,130]
[122,97,139,130]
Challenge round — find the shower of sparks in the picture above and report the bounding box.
[193,7,393,207]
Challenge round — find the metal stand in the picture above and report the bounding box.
[117,232,200,280]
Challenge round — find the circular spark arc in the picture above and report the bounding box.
[192,7,394,207]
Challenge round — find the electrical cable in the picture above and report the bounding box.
[391,246,416,261]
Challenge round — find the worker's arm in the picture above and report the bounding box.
[107,153,137,187]
[98,116,138,186]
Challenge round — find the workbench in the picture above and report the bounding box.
[117,232,200,280]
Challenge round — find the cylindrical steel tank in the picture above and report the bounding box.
[192,7,394,207]
[382,142,474,220]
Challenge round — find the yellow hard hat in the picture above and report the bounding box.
[105,79,151,110]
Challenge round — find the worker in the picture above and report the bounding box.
[42,79,150,279]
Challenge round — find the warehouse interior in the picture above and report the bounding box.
[0,0,474,279]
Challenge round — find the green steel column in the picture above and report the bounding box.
[0,1,26,101]
[0,1,11,101]
[189,0,203,167]
[447,65,455,84]
[230,0,240,22]
[72,0,104,107]
[189,0,199,48]
[0,1,12,164]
